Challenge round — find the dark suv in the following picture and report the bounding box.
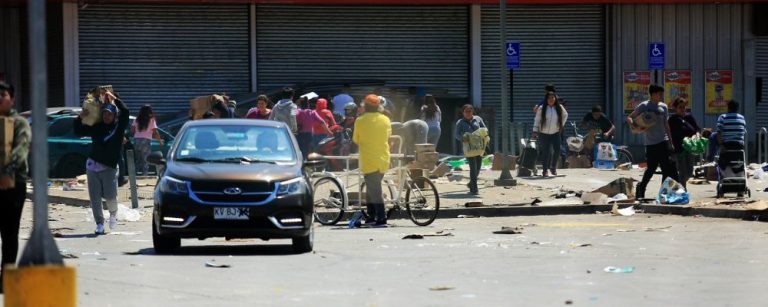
[149,119,319,254]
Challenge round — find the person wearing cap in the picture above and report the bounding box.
[353,94,392,227]
[74,90,130,235]
[626,84,678,199]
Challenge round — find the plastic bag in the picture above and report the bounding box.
[657,177,689,205]
[595,142,618,161]
[462,128,490,158]
[682,136,708,155]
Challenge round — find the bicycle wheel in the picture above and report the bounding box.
[616,149,633,166]
[359,180,396,220]
[313,176,346,225]
[405,176,440,226]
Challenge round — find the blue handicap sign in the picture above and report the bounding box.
[648,42,665,70]
[506,42,520,69]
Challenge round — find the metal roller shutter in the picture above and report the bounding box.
[756,37,768,130]
[481,5,605,135]
[78,4,251,115]
[256,5,469,97]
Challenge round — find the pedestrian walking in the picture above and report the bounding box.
[131,105,163,176]
[668,97,700,188]
[533,91,568,177]
[455,104,488,195]
[269,87,299,133]
[74,89,130,234]
[626,84,678,199]
[0,82,31,293]
[353,94,392,226]
[245,95,272,120]
[420,94,441,145]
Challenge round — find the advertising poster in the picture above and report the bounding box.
[664,70,692,110]
[705,70,733,114]
[623,71,651,113]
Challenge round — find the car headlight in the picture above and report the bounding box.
[159,176,188,194]
[277,177,305,196]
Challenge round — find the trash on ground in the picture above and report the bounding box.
[61,253,79,259]
[608,193,628,202]
[688,179,709,185]
[592,178,635,198]
[81,252,101,256]
[123,251,143,255]
[531,198,542,206]
[429,286,455,291]
[457,215,478,218]
[205,260,231,268]
[565,299,574,305]
[656,177,689,205]
[611,204,636,216]
[603,266,635,273]
[63,180,85,191]
[616,229,636,232]
[109,231,141,236]
[107,204,142,222]
[643,226,672,232]
[402,234,424,239]
[569,243,593,248]
[465,201,485,208]
[493,226,523,234]
[53,232,64,238]
[745,200,768,211]
[581,192,608,205]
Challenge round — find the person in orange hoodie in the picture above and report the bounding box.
[312,98,340,148]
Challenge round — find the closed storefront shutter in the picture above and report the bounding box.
[756,37,768,130]
[481,5,605,136]
[255,5,469,98]
[78,4,251,115]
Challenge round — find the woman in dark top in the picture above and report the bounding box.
[667,97,700,188]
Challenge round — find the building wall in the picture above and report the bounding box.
[0,6,24,108]
[609,3,754,147]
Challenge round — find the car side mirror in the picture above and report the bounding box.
[304,153,326,167]
[147,151,166,166]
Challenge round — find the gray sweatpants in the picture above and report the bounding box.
[87,167,119,224]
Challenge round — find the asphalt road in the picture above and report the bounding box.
[5,202,766,307]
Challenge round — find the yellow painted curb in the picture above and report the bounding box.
[3,265,76,307]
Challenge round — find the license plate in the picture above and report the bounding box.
[213,207,250,220]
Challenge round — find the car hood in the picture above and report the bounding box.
[166,161,302,182]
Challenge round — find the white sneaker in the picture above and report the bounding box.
[94,223,105,235]
[109,216,118,230]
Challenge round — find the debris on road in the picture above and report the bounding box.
[611,204,636,216]
[603,266,635,273]
[745,200,768,211]
[493,226,523,234]
[123,251,143,255]
[109,231,141,236]
[429,286,455,291]
[643,226,672,232]
[402,234,424,239]
[457,215,478,218]
[82,252,101,256]
[569,243,593,248]
[689,179,709,185]
[61,253,79,259]
[465,201,485,208]
[205,260,231,268]
[403,231,454,239]
[531,198,542,206]
[581,192,608,205]
[593,178,635,199]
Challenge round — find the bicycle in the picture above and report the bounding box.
[309,136,440,226]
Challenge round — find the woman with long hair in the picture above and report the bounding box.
[246,95,272,119]
[131,105,163,175]
[420,94,441,145]
[533,91,568,177]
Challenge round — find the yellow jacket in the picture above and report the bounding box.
[353,112,391,174]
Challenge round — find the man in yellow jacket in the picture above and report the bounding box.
[353,94,391,226]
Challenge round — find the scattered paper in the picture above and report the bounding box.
[205,261,231,268]
[429,286,455,291]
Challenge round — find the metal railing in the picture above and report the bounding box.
[758,127,768,164]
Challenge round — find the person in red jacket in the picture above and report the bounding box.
[313,98,339,147]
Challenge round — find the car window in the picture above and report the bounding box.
[175,125,295,163]
[49,117,76,137]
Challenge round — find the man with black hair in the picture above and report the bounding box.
[270,87,299,133]
[74,89,130,234]
[0,82,31,293]
[581,105,615,143]
[626,84,678,199]
[716,100,746,150]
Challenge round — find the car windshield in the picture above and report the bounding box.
[174,125,296,163]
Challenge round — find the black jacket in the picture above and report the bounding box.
[668,113,700,154]
[73,98,130,169]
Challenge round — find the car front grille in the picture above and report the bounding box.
[190,180,275,204]
[191,181,274,193]
[196,193,272,203]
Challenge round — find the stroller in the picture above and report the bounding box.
[716,148,751,198]
[517,138,538,177]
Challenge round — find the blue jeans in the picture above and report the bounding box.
[427,126,441,145]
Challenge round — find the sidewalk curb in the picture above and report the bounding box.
[34,192,768,222]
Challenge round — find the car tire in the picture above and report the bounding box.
[152,215,180,254]
[292,225,314,254]
[55,154,86,179]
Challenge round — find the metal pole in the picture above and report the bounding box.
[495,0,515,185]
[126,149,139,209]
[18,0,63,266]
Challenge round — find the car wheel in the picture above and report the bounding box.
[152,215,180,254]
[55,155,86,179]
[292,225,314,254]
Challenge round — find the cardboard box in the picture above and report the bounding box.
[0,117,15,188]
[492,153,516,170]
[190,95,215,119]
[417,151,439,163]
[430,162,450,178]
[415,143,436,153]
[567,155,592,169]
[592,178,635,199]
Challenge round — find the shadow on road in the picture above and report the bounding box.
[55,233,99,239]
[128,244,299,256]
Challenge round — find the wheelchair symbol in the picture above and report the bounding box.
[651,44,662,57]
[506,44,517,56]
